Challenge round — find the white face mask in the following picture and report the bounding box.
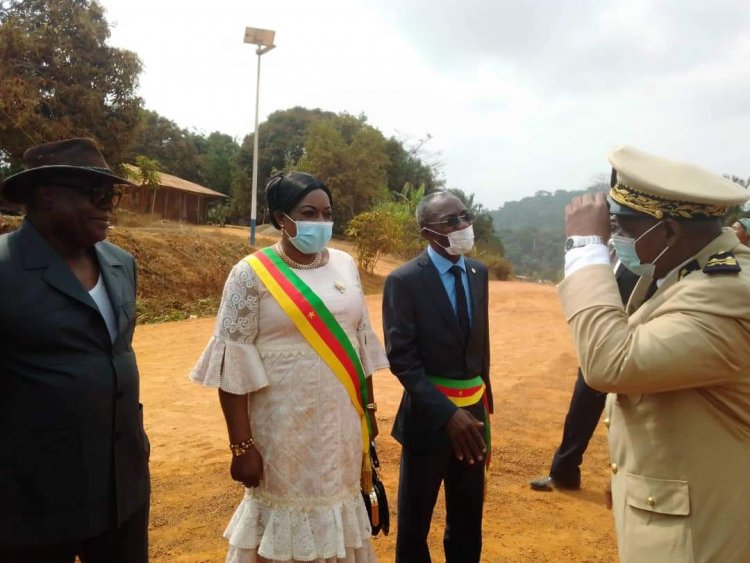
[425,225,475,256]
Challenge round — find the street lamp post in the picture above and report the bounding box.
[243,26,276,245]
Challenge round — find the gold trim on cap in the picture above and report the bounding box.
[610,182,727,219]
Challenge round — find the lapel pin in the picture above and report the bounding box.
[335,280,346,293]
[471,267,476,274]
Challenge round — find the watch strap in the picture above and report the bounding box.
[565,235,605,251]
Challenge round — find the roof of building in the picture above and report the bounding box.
[123,164,227,198]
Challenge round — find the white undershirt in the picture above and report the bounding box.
[564,243,611,277]
[89,275,118,343]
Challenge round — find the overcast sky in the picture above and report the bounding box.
[100,0,750,210]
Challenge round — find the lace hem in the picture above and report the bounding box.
[225,544,376,563]
[223,489,372,561]
[190,337,269,394]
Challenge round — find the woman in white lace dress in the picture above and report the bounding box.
[191,172,388,563]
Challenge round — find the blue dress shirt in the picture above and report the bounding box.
[427,245,473,324]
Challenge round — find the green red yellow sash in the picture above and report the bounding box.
[428,374,491,467]
[245,248,372,485]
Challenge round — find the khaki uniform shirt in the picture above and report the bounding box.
[559,230,750,563]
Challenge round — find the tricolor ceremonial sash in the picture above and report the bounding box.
[245,248,373,486]
[428,374,491,467]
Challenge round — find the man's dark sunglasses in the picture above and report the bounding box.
[55,181,123,208]
[425,211,474,228]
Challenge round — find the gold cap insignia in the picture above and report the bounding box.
[610,182,726,220]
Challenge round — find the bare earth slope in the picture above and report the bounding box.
[137,280,618,562]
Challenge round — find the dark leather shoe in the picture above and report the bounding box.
[529,476,580,491]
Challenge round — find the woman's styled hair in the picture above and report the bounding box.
[265,171,332,229]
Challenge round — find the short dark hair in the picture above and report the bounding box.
[265,171,332,229]
[415,191,452,227]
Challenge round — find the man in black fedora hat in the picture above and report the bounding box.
[0,138,150,562]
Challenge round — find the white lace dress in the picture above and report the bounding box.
[191,248,388,563]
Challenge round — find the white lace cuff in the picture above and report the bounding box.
[356,327,389,377]
[190,336,269,394]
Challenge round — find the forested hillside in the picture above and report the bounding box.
[492,175,749,281]
[490,184,605,281]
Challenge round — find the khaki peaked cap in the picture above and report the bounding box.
[608,145,749,219]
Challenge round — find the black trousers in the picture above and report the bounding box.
[0,503,149,563]
[548,369,606,486]
[396,436,485,563]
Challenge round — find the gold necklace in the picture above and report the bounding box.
[274,242,322,270]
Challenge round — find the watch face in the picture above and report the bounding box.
[564,237,575,251]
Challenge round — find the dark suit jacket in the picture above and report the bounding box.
[383,250,493,453]
[615,263,639,306]
[0,221,150,547]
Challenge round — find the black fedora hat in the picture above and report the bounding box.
[1,137,135,204]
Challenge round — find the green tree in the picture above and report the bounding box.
[347,183,427,272]
[375,182,425,258]
[448,187,504,255]
[131,155,160,214]
[230,106,335,223]
[126,109,199,181]
[196,131,239,195]
[384,134,443,194]
[297,113,389,228]
[0,0,142,166]
[346,210,401,273]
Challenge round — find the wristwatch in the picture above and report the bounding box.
[564,235,605,252]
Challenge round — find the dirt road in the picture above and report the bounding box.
[137,280,618,562]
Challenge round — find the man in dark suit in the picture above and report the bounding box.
[0,138,150,562]
[383,191,493,563]
[529,260,638,491]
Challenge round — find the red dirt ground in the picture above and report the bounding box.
[137,279,618,562]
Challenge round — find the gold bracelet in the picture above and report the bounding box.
[229,437,255,457]
[366,402,377,412]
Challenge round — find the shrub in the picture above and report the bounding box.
[346,210,401,273]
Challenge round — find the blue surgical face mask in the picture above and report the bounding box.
[283,214,333,254]
[611,220,669,278]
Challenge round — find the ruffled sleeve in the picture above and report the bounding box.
[189,260,269,394]
[351,260,389,377]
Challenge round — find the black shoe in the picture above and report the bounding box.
[529,476,580,492]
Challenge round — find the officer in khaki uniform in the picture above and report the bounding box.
[560,145,750,562]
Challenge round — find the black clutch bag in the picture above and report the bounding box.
[361,440,389,536]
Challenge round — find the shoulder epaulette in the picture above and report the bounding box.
[702,251,742,275]
[678,260,700,280]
